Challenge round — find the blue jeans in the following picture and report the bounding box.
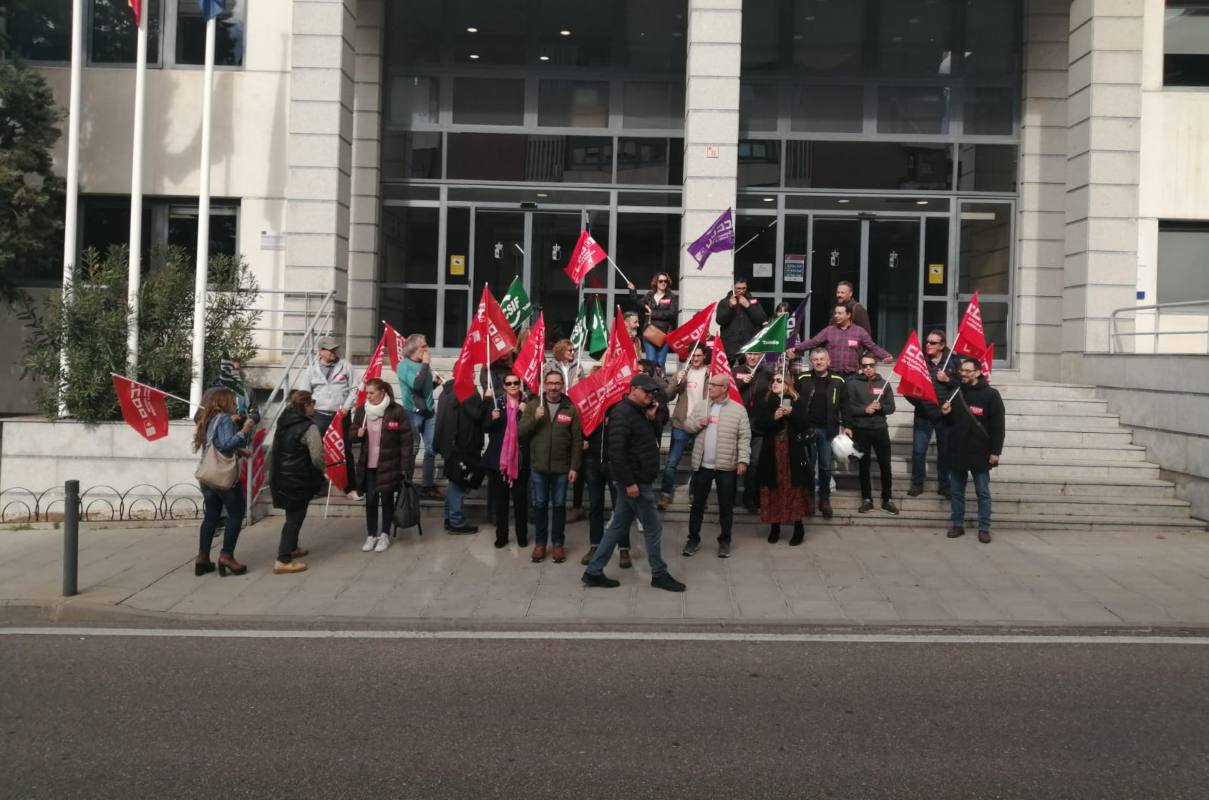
[585,456,626,548]
[408,410,436,489]
[660,428,694,497]
[530,471,568,547]
[444,478,467,527]
[949,468,992,531]
[809,427,834,501]
[911,415,951,492]
[586,483,667,578]
[643,340,670,372]
[199,483,245,557]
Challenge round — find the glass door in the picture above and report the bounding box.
[865,218,921,355]
[809,218,863,337]
[531,211,609,343]
[472,210,526,315]
[957,201,1013,366]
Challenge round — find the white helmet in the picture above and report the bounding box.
[830,432,863,461]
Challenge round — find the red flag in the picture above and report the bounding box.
[322,408,349,490]
[476,284,518,362]
[112,374,170,441]
[563,230,608,285]
[240,428,269,501]
[383,322,407,371]
[666,302,717,360]
[982,343,994,382]
[512,312,546,394]
[709,334,743,404]
[602,306,638,372]
[568,356,638,437]
[892,331,940,405]
[953,292,987,360]
[354,331,387,407]
[451,315,487,402]
[129,0,142,26]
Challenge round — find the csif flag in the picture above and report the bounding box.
[709,334,743,404]
[322,408,349,490]
[354,331,387,407]
[452,285,518,401]
[952,291,987,360]
[892,330,940,406]
[568,355,637,437]
[563,230,608,285]
[512,312,546,394]
[686,208,735,270]
[665,302,717,360]
[500,276,533,330]
[383,322,407,371]
[737,312,789,354]
[587,298,608,356]
[112,374,171,441]
[569,302,588,352]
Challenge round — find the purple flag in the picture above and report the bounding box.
[687,208,735,270]
[788,295,809,346]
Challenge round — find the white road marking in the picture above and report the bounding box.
[1,628,1208,645]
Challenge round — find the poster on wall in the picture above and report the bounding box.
[753,262,773,278]
[784,254,805,283]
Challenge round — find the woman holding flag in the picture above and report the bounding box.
[482,373,530,549]
[753,373,813,546]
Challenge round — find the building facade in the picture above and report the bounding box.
[4,0,1209,411]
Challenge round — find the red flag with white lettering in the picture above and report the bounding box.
[982,342,994,382]
[112,374,171,441]
[952,291,987,361]
[709,334,743,404]
[383,322,407,371]
[322,408,349,490]
[451,316,487,402]
[563,230,608,285]
[353,331,387,407]
[892,330,940,405]
[512,312,546,394]
[568,356,638,437]
[602,306,638,372]
[666,302,717,360]
[476,284,518,362]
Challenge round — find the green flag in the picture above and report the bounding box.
[737,313,789,354]
[500,276,532,330]
[570,302,588,351]
[587,299,608,356]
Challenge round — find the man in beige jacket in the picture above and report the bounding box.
[681,376,752,558]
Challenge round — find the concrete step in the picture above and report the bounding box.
[883,428,1136,447]
[805,493,1194,518]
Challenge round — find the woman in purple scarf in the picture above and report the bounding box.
[482,374,530,549]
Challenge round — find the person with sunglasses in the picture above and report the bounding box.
[846,358,899,515]
[905,330,961,499]
[482,374,530,549]
[628,272,678,371]
[519,369,583,563]
[752,373,813,546]
[941,357,1005,544]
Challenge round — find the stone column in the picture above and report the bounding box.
[1016,0,1070,379]
[345,0,384,360]
[284,0,356,348]
[1062,0,1143,379]
[678,0,743,321]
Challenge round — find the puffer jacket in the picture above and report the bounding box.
[352,402,416,492]
[304,357,355,414]
[606,397,662,487]
[269,407,325,509]
[684,397,752,472]
[519,395,584,474]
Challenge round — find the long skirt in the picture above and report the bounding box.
[759,433,812,524]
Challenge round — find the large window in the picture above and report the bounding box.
[1157,222,1209,304]
[1165,2,1209,86]
[78,195,239,275]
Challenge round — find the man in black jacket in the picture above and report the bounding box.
[583,375,686,592]
[435,384,485,534]
[716,279,769,362]
[846,357,899,514]
[941,358,1006,543]
[795,348,851,520]
[905,330,961,498]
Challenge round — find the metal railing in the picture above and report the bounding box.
[1110,299,1209,354]
[229,289,337,360]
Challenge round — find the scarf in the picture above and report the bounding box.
[365,395,390,420]
[499,396,521,484]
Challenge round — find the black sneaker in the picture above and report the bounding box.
[651,573,686,592]
[681,538,700,557]
[881,499,900,515]
[907,484,924,497]
[446,523,479,535]
[582,571,621,588]
[717,541,731,558]
[858,499,874,513]
[938,488,951,499]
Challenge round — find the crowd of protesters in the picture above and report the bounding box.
[192,276,1004,583]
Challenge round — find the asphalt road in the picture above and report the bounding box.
[2,630,1208,799]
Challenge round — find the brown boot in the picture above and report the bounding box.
[580,546,596,566]
[618,549,633,569]
[217,555,247,576]
[946,527,966,539]
[978,529,992,544]
[551,545,567,563]
[530,545,547,563]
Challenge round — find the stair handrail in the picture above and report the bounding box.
[1109,299,1209,354]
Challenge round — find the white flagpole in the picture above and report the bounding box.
[126,8,148,375]
[189,15,218,417]
[58,0,85,417]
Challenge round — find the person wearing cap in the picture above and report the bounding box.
[582,374,686,593]
[304,336,356,435]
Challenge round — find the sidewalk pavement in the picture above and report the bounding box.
[3,512,1209,628]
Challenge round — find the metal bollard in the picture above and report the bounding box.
[63,479,79,597]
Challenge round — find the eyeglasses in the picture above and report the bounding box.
[860,363,877,369]
[657,279,670,284]
[503,380,521,387]
[772,377,784,383]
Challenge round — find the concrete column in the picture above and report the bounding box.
[678,0,743,321]
[1016,0,1070,379]
[285,0,356,346]
[345,0,384,359]
[1062,0,1143,378]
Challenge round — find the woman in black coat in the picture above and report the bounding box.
[628,271,678,371]
[753,374,814,546]
[481,375,530,549]
[270,390,327,574]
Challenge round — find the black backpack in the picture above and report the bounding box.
[391,478,424,537]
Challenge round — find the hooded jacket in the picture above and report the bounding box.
[942,377,1005,473]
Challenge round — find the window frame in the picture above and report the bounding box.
[1163,1,1209,88]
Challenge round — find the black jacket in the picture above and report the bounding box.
[942,378,1005,473]
[716,292,769,358]
[270,407,324,509]
[905,347,961,421]
[630,288,679,333]
[735,361,773,419]
[436,387,487,488]
[794,372,850,438]
[606,397,662,487]
[845,373,896,431]
[482,399,531,474]
[752,395,814,490]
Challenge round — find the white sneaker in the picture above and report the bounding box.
[346,490,363,501]
[373,533,391,553]
[361,536,376,552]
